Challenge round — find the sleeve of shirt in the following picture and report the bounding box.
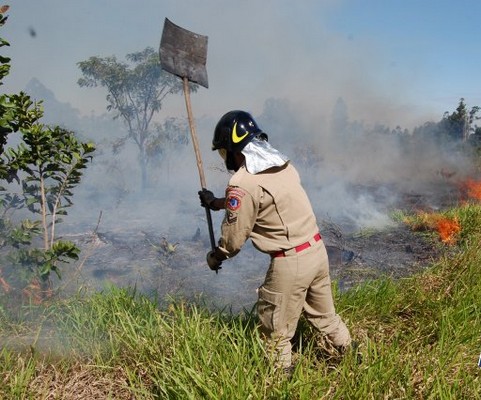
[216,185,258,259]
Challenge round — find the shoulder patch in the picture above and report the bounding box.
[226,187,246,211]
[226,187,246,198]
[226,194,241,211]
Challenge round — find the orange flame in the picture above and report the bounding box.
[436,216,461,244]
[459,178,481,202]
[407,211,461,245]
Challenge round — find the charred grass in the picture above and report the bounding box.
[1,204,481,399]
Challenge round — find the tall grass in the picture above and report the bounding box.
[1,204,481,399]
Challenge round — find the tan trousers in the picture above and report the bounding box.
[257,239,351,367]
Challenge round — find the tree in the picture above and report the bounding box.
[412,98,480,145]
[146,117,189,162]
[6,123,95,248]
[0,11,95,299]
[3,124,94,297]
[442,98,480,142]
[78,47,191,190]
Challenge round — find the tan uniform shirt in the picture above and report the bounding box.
[217,162,319,258]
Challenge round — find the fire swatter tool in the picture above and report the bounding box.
[159,19,218,271]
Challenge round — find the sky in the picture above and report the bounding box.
[2,0,481,131]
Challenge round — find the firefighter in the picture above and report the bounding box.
[199,110,351,371]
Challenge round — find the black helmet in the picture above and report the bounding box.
[212,110,267,153]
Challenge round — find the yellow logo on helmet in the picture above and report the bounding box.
[232,122,249,143]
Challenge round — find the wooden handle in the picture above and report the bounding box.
[183,77,216,251]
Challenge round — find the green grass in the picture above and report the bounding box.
[1,204,481,399]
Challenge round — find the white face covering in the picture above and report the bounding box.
[241,137,290,174]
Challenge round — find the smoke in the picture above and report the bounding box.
[7,71,472,316]
[64,91,471,246]
[3,0,443,128]
[2,1,479,317]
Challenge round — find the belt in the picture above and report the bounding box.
[272,233,322,258]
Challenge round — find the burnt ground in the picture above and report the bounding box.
[324,224,441,291]
[54,217,443,313]
[320,181,458,291]
[49,181,458,312]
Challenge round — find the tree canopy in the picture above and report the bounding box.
[78,47,191,190]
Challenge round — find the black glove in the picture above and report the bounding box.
[198,189,219,210]
[206,250,222,272]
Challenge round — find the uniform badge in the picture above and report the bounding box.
[226,187,245,212]
[227,195,241,211]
